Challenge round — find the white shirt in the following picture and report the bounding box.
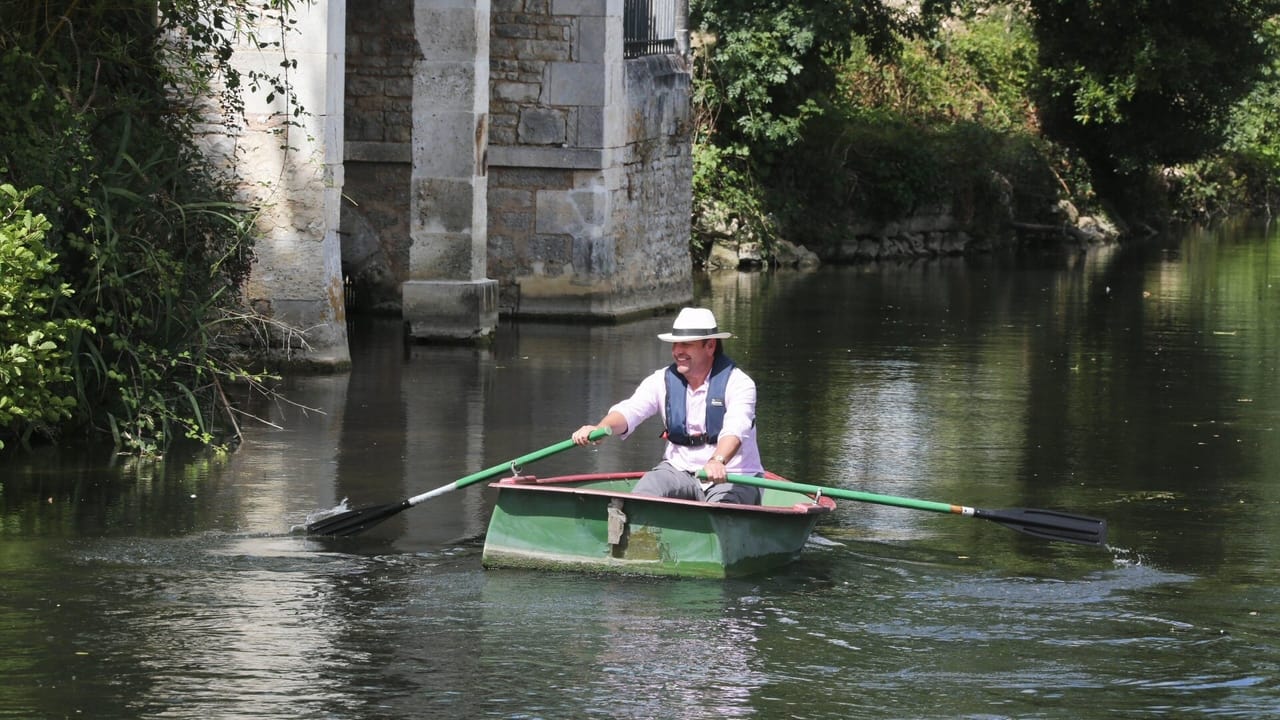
[608,364,764,474]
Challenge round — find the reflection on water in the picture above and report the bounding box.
[2,224,1280,718]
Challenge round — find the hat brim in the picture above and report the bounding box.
[657,331,733,342]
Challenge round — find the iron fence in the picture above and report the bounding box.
[624,0,677,58]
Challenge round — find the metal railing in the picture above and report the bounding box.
[624,0,677,58]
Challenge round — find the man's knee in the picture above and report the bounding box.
[705,484,762,505]
[633,464,700,500]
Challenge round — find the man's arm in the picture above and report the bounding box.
[572,411,628,445]
[703,369,756,481]
[572,370,664,445]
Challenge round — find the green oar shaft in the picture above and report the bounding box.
[307,428,611,536]
[720,472,1107,546]
[723,473,965,515]
[405,427,612,507]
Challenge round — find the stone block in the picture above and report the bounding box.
[515,38,572,62]
[344,141,412,163]
[528,235,573,266]
[489,126,517,145]
[535,186,606,236]
[547,62,606,105]
[403,278,499,341]
[494,81,541,102]
[575,105,605,147]
[518,108,567,145]
[346,114,383,143]
[491,166,574,190]
[552,0,619,18]
[412,110,481,177]
[413,176,483,236]
[575,16,606,62]
[415,7,486,62]
[414,61,481,111]
[494,23,538,40]
[488,187,534,212]
[541,24,571,42]
[490,209,534,235]
[385,115,413,143]
[346,74,385,98]
[409,230,480,279]
[488,145,608,170]
[385,76,414,98]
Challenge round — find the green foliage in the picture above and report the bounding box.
[691,140,775,262]
[692,0,1280,244]
[779,108,1062,246]
[807,10,1067,226]
[689,0,972,254]
[692,5,819,148]
[0,1,299,454]
[691,3,1080,251]
[691,0,971,148]
[837,9,1039,133]
[1028,0,1280,199]
[947,6,1039,130]
[1126,16,1280,221]
[0,185,92,450]
[1215,17,1280,215]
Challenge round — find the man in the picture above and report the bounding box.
[571,307,764,505]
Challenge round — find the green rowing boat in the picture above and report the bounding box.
[481,472,836,578]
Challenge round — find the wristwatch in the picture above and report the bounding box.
[713,454,728,464]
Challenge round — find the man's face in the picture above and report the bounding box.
[670,339,716,379]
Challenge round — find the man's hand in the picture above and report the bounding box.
[703,455,728,483]
[572,425,603,446]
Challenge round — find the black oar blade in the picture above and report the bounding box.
[306,501,410,537]
[975,507,1108,546]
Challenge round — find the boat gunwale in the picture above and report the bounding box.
[489,472,836,516]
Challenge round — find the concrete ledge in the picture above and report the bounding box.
[345,141,412,163]
[507,278,691,320]
[403,278,499,342]
[488,145,611,170]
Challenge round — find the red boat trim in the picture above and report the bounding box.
[491,472,836,515]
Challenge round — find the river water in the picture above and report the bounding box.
[3,224,1279,719]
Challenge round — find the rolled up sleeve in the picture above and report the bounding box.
[719,368,757,441]
[607,369,666,440]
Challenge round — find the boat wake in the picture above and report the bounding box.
[806,533,846,548]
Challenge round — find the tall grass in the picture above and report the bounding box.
[0,1,301,454]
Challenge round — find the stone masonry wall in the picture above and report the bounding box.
[486,0,693,319]
[345,0,416,146]
[488,0,575,148]
[227,0,349,366]
[336,0,694,319]
[610,55,693,312]
[341,0,416,313]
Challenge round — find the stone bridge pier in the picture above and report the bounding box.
[231,0,693,364]
[399,0,499,342]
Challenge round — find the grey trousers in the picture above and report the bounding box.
[632,461,763,505]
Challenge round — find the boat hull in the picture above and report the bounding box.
[481,472,836,578]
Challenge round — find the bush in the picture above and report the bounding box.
[0,185,91,449]
[0,2,299,455]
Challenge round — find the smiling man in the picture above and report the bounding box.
[572,307,764,504]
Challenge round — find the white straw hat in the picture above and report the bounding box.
[656,307,733,342]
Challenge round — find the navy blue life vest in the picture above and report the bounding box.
[663,354,735,447]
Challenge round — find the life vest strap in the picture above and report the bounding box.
[661,430,717,447]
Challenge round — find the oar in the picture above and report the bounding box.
[720,473,1107,546]
[307,427,612,536]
